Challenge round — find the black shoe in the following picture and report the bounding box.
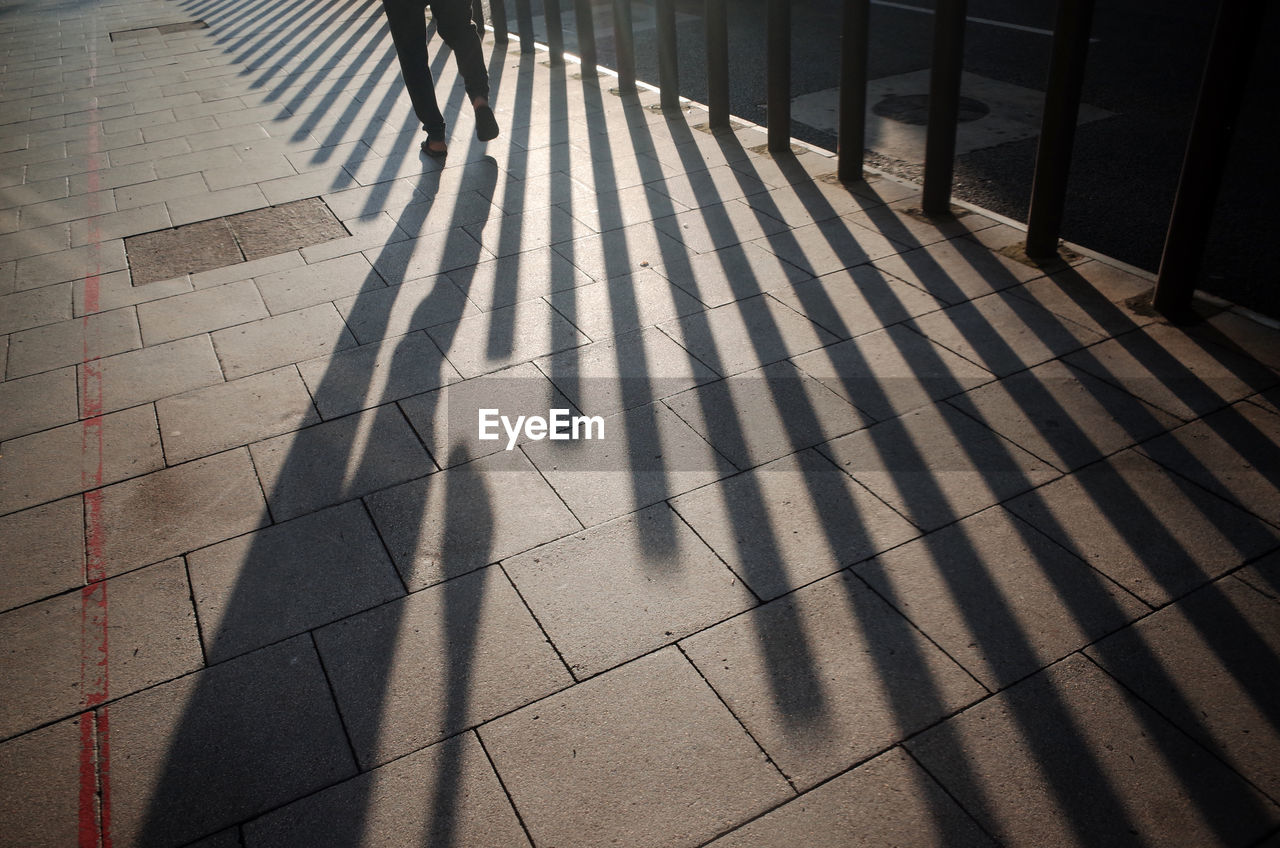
[475,103,499,142]
[421,136,447,158]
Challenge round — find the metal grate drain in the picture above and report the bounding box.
[125,198,350,285]
[110,21,208,41]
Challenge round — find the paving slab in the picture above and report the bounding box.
[254,252,381,315]
[1064,324,1279,422]
[155,366,319,465]
[683,568,984,790]
[335,272,479,345]
[428,296,590,378]
[648,162,771,210]
[5,305,140,379]
[1088,576,1280,798]
[106,635,357,848]
[0,717,84,848]
[296,330,460,420]
[462,203,592,258]
[365,446,579,590]
[0,282,72,335]
[906,653,1280,847]
[909,290,1104,378]
[74,268,193,317]
[78,334,224,416]
[535,325,720,418]
[768,264,946,341]
[559,181,690,233]
[0,365,78,441]
[397,360,575,467]
[659,293,840,378]
[188,499,403,662]
[548,267,706,341]
[665,360,869,470]
[0,497,84,613]
[457,245,595,311]
[0,558,201,739]
[655,240,814,308]
[1237,550,1280,602]
[0,404,163,517]
[946,359,1180,473]
[521,400,736,526]
[793,322,993,422]
[135,278,268,345]
[652,200,790,255]
[481,647,793,848]
[872,236,1044,305]
[671,449,920,600]
[707,747,996,848]
[858,506,1148,689]
[314,565,570,767]
[1006,450,1279,606]
[1005,259,1156,336]
[243,731,531,848]
[754,216,906,278]
[819,402,1057,531]
[211,301,356,380]
[550,222,688,282]
[248,402,432,521]
[1138,401,1280,527]
[504,503,755,678]
[367,228,493,284]
[14,239,128,290]
[91,447,268,577]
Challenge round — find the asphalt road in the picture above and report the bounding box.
[513,0,1278,317]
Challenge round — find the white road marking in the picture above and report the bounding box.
[870,0,1098,41]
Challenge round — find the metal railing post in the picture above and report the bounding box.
[613,0,637,93]
[515,0,535,52]
[1153,0,1267,316]
[705,0,730,129]
[573,0,597,75]
[837,0,870,182]
[766,0,790,152]
[544,0,565,64]
[921,0,967,214]
[490,0,509,44]
[657,0,679,110]
[1025,0,1095,259]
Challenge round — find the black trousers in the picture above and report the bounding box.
[382,0,489,138]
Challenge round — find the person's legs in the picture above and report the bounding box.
[427,0,489,102]
[382,0,447,139]
[428,0,499,140]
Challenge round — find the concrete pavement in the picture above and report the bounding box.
[2,0,1279,845]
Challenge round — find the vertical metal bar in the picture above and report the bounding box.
[705,0,729,128]
[471,0,485,39]
[921,0,967,214]
[613,0,637,93]
[574,0,598,74]
[490,0,509,44]
[766,0,790,152]
[515,0,535,52]
[1025,0,1095,259]
[837,0,870,182]
[657,0,679,110]
[1153,0,1266,316]
[545,0,565,64]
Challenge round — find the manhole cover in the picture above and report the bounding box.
[125,197,349,285]
[872,94,990,126]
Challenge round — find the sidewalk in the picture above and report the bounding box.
[2,0,1279,846]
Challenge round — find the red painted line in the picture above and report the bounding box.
[77,40,113,844]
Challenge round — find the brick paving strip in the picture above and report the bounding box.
[76,33,113,847]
